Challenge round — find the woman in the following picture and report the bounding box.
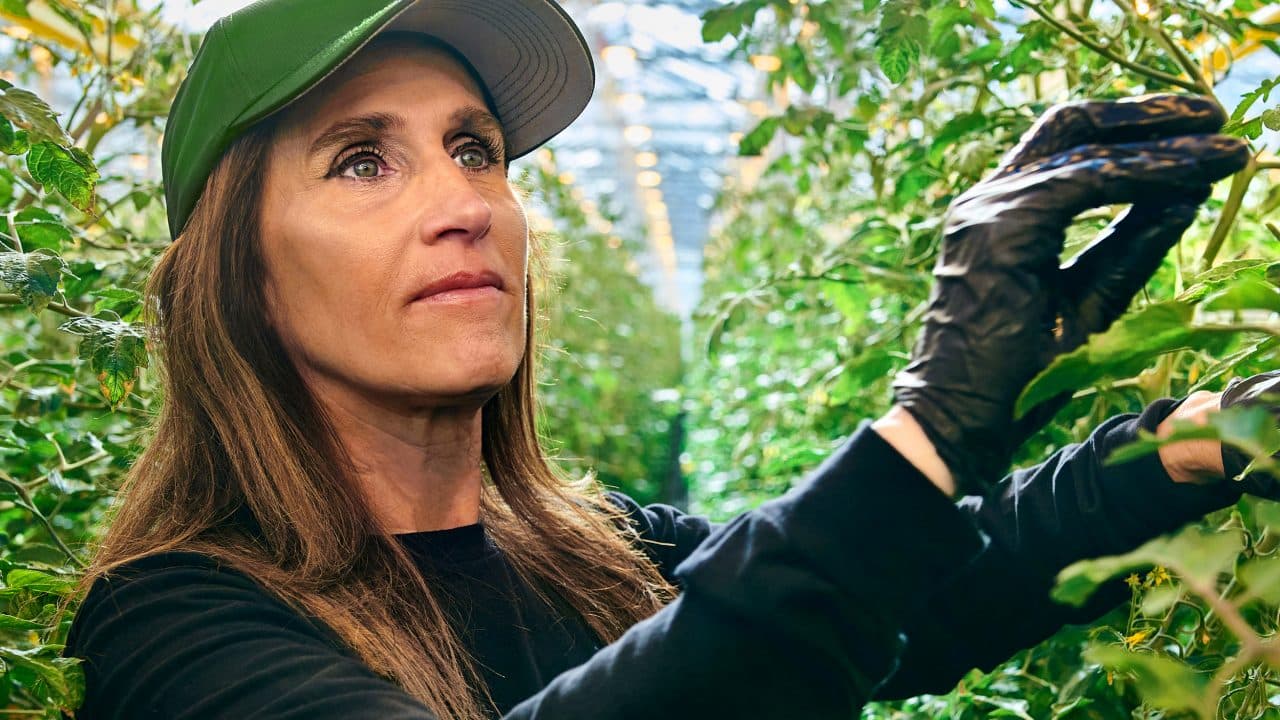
[59,1,1256,718]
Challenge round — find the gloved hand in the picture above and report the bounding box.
[1220,371,1280,499]
[893,94,1250,497]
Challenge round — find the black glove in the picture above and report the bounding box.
[894,94,1250,497]
[1220,371,1280,499]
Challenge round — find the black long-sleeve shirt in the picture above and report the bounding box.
[61,399,1241,718]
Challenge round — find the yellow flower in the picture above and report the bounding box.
[1125,573,1142,590]
[1149,566,1171,586]
[1123,629,1151,649]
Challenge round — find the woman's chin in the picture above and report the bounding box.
[384,366,517,405]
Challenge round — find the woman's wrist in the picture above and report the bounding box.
[872,405,957,497]
[1156,390,1226,484]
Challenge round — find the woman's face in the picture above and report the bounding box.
[259,39,528,410]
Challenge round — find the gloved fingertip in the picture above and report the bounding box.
[1194,136,1252,181]
[1095,93,1228,137]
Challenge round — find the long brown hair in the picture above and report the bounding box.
[65,104,676,717]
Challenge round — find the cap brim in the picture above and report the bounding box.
[251,0,596,162]
[384,0,595,160]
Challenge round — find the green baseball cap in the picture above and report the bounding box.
[161,0,595,240]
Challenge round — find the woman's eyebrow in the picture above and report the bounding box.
[450,106,506,148]
[307,112,406,158]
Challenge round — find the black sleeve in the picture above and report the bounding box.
[506,423,986,717]
[874,396,1244,699]
[605,398,1245,702]
[601,491,715,588]
[66,424,987,719]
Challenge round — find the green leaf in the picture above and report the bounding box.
[59,315,150,407]
[738,116,780,156]
[972,0,996,18]
[0,81,68,145]
[1227,116,1266,139]
[1140,585,1180,617]
[0,646,84,707]
[701,0,767,42]
[1053,549,1154,607]
[0,249,64,313]
[928,5,970,38]
[1238,555,1280,604]
[0,113,28,155]
[129,188,153,211]
[0,612,43,632]
[1263,107,1280,132]
[1249,498,1280,532]
[963,40,1003,64]
[12,206,72,252]
[821,278,867,334]
[1185,258,1278,293]
[91,287,142,321]
[783,44,816,94]
[893,165,935,206]
[1201,275,1280,314]
[1083,645,1208,714]
[780,107,833,136]
[1015,301,1237,418]
[833,350,897,400]
[1054,525,1242,606]
[26,140,99,212]
[876,1,927,84]
[972,695,1034,720]
[875,36,919,84]
[1229,76,1278,124]
[1224,78,1279,139]
[0,167,13,207]
[0,0,31,17]
[4,568,75,594]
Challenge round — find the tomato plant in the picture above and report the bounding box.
[689,0,1280,717]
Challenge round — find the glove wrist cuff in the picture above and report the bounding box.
[894,395,1010,497]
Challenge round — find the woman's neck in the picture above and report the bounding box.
[307,375,487,534]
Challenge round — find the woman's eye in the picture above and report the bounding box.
[456,146,489,170]
[350,158,381,178]
[331,147,387,180]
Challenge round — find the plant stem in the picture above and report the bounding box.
[0,294,89,318]
[1114,0,1217,99]
[0,358,41,393]
[25,450,110,493]
[1201,154,1259,272]
[1178,567,1265,717]
[0,468,86,570]
[1013,0,1200,91]
[68,96,103,146]
[6,211,23,253]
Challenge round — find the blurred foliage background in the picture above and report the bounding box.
[0,0,1278,718]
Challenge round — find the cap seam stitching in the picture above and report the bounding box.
[217,22,253,115]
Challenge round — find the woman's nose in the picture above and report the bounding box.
[415,161,493,245]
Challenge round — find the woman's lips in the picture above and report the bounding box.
[409,269,505,306]
[412,285,502,304]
